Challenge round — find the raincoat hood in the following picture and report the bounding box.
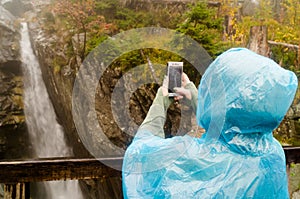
[197,48,298,151]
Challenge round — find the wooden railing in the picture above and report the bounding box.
[0,147,299,199]
[0,157,123,199]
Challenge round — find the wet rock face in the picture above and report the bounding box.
[0,5,23,127]
[0,71,24,127]
[0,6,21,68]
[0,5,30,159]
[1,0,33,17]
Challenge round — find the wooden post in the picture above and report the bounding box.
[247,25,270,57]
[4,183,29,199]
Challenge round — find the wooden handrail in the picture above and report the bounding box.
[0,157,122,183]
[0,157,123,199]
[0,147,299,184]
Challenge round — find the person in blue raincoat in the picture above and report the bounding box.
[122,48,298,198]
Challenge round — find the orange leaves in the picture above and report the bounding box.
[52,0,105,32]
[51,0,107,58]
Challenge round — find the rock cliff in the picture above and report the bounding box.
[1,0,32,17]
[0,5,30,159]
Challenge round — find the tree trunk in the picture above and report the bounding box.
[247,25,270,57]
[272,0,282,22]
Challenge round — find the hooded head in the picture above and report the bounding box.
[196,48,298,152]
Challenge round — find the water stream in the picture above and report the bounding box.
[20,22,83,199]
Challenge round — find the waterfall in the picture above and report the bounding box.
[20,22,83,199]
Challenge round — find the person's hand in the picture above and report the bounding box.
[181,73,191,87]
[174,87,191,100]
[174,73,192,100]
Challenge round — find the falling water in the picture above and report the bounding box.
[20,22,83,199]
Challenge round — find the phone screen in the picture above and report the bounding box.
[167,62,183,97]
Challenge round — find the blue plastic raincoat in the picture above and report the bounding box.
[122,48,298,198]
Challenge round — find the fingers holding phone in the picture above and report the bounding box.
[181,73,191,87]
[166,62,193,100]
[174,72,192,100]
[173,87,192,100]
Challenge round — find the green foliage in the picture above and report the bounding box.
[85,34,108,55]
[176,2,229,57]
[113,7,180,31]
[94,0,119,19]
[111,49,177,72]
[282,0,300,27]
[97,1,181,30]
[114,8,154,30]
[252,0,273,20]
[270,46,297,70]
[52,56,66,74]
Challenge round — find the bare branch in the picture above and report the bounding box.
[268,40,299,50]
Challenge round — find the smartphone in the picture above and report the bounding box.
[167,61,183,97]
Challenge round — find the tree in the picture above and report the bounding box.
[53,0,106,60]
[177,2,227,57]
[282,0,300,26]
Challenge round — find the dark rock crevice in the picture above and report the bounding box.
[0,61,22,75]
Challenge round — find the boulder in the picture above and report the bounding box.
[0,5,21,74]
